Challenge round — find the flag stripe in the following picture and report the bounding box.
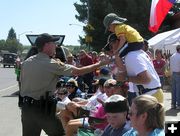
[149,0,175,33]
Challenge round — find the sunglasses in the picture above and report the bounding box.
[66,85,74,88]
[57,92,66,95]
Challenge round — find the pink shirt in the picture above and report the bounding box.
[92,105,108,130]
[153,59,166,76]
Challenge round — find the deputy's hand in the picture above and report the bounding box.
[99,57,114,66]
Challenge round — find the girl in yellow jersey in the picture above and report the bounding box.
[103,13,144,58]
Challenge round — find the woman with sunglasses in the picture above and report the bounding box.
[123,95,165,136]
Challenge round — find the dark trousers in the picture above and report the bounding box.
[21,105,64,136]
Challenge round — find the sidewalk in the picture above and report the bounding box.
[163,85,180,121]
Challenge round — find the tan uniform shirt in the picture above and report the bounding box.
[20,52,74,100]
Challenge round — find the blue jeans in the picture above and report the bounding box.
[159,76,164,88]
[171,72,180,107]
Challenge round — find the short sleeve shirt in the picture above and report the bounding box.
[115,24,144,43]
[125,50,161,89]
[20,52,74,100]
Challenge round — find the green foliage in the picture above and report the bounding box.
[65,45,89,55]
[74,0,109,51]
[0,40,6,51]
[7,27,17,40]
[0,27,23,54]
[4,39,23,53]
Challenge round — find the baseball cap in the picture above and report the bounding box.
[102,33,118,51]
[35,33,60,47]
[103,13,127,32]
[66,78,78,87]
[100,68,110,75]
[104,94,129,113]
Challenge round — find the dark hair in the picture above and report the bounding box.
[176,45,180,52]
[155,49,164,59]
[55,46,66,62]
[24,46,38,60]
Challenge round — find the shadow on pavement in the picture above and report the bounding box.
[166,108,180,116]
[1,90,19,97]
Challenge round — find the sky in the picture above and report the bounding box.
[0,0,84,46]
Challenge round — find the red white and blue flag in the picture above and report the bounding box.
[149,0,176,33]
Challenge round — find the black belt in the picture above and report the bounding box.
[22,96,41,106]
[139,87,161,95]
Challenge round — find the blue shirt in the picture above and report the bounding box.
[123,128,165,136]
[101,121,131,136]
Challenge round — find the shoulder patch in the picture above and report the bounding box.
[56,59,65,66]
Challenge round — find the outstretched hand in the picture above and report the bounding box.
[99,57,114,66]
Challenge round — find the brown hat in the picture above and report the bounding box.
[35,33,59,48]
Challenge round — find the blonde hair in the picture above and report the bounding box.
[133,95,165,129]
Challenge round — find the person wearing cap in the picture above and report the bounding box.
[101,94,131,136]
[99,67,112,79]
[123,95,165,136]
[170,45,180,109]
[19,33,111,136]
[103,33,164,103]
[103,13,144,58]
[65,78,82,100]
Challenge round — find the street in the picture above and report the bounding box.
[0,65,179,136]
[0,65,46,136]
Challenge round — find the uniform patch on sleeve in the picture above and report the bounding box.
[56,59,65,66]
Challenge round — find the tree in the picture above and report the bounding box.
[74,0,109,51]
[7,27,17,40]
[0,40,6,51]
[0,28,23,54]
